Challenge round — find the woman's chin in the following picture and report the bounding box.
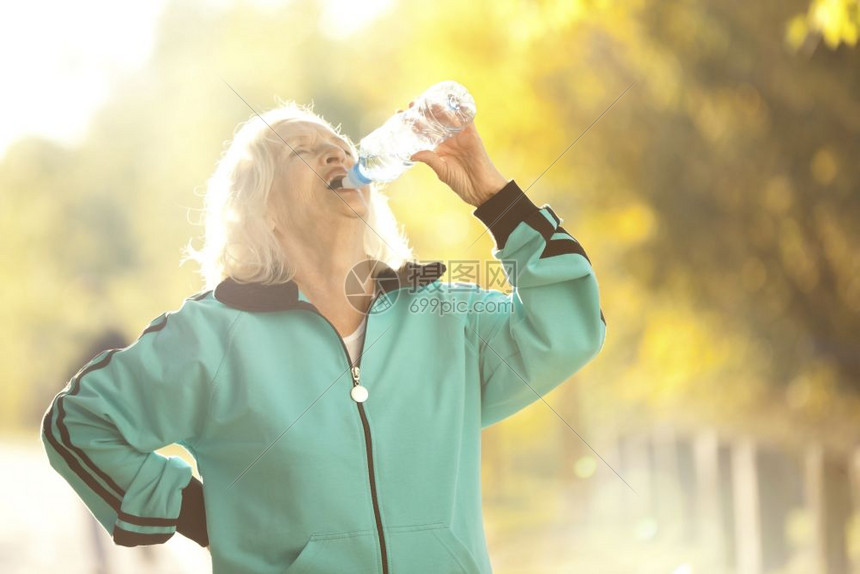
[330,191,369,216]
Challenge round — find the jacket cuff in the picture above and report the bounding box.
[113,526,175,547]
[472,180,541,250]
[176,476,209,547]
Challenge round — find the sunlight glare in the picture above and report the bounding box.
[0,0,167,158]
[319,0,394,39]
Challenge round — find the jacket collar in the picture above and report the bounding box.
[213,259,447,312]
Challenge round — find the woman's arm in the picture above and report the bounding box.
[40,298,229,547]
[412,118,606,428]
[467,182,606,428]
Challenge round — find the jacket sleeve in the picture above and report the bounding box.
[468,180,607,428]
[40,300,219,547]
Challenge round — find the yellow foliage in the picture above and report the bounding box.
[0,0,856,456]
[788,0,860,50]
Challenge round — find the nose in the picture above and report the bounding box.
[324,144,348,166]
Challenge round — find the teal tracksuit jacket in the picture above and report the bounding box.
[41,180,607,573]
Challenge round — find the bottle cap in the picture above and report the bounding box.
[341,164,373,189]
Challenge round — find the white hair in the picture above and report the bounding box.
[181,101,414,291]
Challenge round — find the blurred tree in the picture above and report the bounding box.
[624,0,860,396]
[3,0,858,448]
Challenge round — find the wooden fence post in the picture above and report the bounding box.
[652,425,683,539]
[621,431,656,532]
[805,444,850,574]
[733,438,763,574]
[694,430,733,572]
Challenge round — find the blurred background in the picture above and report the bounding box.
[1,0,859,572]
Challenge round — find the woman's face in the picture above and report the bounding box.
[268,120,370,232]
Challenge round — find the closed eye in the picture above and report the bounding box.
[289,144,353,159]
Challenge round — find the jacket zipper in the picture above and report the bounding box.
[349,362,389,574]
[302,289,389,574]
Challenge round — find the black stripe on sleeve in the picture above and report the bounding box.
[42,402,123,509]
[523,210,596,264]
[113,526,175,547]
[541,238,589,260]
[44,398,181,527]
[56,350,128,499]
[521,211,606,327]
[45,343,183,528]
[523,209,554,241]
[544,205,561,228]
[57,312,173,502]
[140,314,168,337]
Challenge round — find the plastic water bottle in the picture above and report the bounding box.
[335,81,477,189]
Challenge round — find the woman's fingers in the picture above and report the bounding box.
[410,150,446,179]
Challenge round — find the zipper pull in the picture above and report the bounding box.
[350,365,368,403]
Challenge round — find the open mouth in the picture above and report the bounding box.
[328,175,360,192]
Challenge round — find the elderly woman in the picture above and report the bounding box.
[41,100,606,573]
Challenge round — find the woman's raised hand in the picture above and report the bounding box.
[399,101,508,207]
